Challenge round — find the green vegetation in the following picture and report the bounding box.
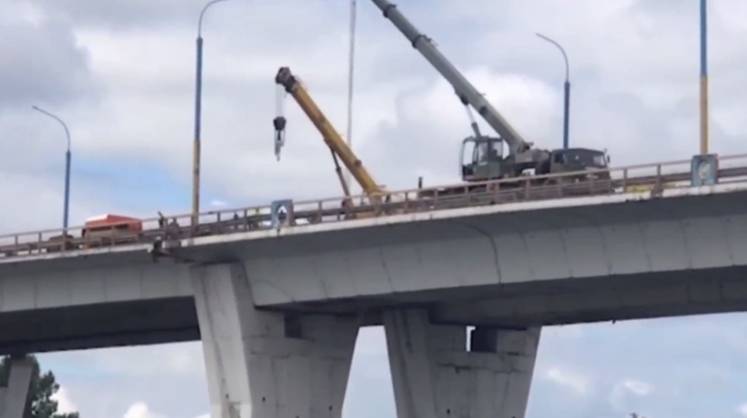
[0,356,79,418]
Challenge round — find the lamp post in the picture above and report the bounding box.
[537,33,571,150]
[699,0,709,155]
[689,1,716,186]
[193,0,231,226]
[32,105,71,231]
[344,0,357,192]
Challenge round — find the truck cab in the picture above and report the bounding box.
[548,148,609,175]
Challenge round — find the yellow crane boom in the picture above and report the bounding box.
[275,67,383,197]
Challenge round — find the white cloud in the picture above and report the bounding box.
[51,386,78,414]
[193,415,210,418]
[622,379,654,397]
[543,366,590,396]
[541,324,586,340]
[209,199,229,208]
[123,402,164,418]
[609,379,655,411]
[83,343,205,378]
[738,403,747,418]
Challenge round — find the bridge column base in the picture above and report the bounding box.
[383,310,540,418]
[0,356,34,418]
[192,263,358,418]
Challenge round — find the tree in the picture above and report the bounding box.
[0,356,79,418]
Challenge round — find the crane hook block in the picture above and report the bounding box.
[273,116,286,161]
[275,67,297,92]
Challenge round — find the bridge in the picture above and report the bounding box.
[1,154,746,418]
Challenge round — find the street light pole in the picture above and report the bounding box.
[32,105,71,231]
[193,0,231,226]
[537,33,571,150]
[699,0,709,155]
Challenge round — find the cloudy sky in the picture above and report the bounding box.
[1,0,747,417]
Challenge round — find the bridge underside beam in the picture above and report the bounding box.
[433,266,747,327]
[0,356,33,418]
[273,265,747,329]
[192,263,358,418]
[0,298,198,355]
[384,309,540,418]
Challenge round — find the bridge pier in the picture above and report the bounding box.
[383,310,540,418]
[191,263,358,418]
[0,356,33,418]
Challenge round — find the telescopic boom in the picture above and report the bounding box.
[275,67,384,197]
[371,0,532,156]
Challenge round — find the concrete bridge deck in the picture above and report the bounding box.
[1,180,745,354]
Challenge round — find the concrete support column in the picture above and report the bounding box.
[191,263,358,418]
[383,310,540,418]
[0,356,33,418]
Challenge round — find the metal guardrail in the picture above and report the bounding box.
[2,154,747,261]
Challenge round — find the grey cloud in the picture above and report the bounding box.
[0,16,96,108]
[40,0,205,30]
[40,0,349,35]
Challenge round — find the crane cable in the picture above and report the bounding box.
[344,0,357,191]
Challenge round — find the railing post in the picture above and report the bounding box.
[554,175,563,198]
[623,168,628,191]
[524,178,530,200]
[656,164,662,191]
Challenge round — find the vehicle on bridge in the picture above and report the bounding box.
[81,214,143,247]
[372,0,610,182]
[40,214,145,253]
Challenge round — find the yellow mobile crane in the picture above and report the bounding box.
[273,67,384,199]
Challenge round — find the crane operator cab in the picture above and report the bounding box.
[460,136,508,181]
